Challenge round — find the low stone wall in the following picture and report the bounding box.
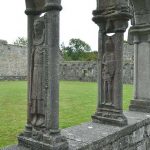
[3,111,150,150]
[62,111,150,150]
[60,61,134,84]
[0,76,27,81]
[59,61,97,82]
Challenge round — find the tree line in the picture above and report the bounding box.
[14,37,97,61]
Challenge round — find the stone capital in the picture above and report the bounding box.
[92,0,131,33]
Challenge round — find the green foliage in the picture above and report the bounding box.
[0,81,133,148]
[81,51,98,61]
[13,37,27,46]
[61,38,95,61]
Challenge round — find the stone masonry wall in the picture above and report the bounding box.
[0,40,27,80]
[60,43,134,83]
[0,40,134,83]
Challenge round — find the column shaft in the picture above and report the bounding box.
[46,10,60,131]
[133,36,139,99]
[27,15,34,125]
[97,29,104,108]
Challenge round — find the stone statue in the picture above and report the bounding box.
[30,17,46,127]
[102,37,115,105]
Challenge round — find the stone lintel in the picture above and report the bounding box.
[3,111,150,150]
[129,99,150,113]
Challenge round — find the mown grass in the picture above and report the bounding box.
[0,81,133,148]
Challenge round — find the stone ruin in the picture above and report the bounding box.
[0,40,134,84]
[3,0,150,150]
[0,40,27,80]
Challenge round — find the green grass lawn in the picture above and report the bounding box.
[0,81,133,148]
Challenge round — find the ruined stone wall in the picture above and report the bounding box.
[123,43,134,84]
[60,43,134,84]
[0,40,27,80]
[60,61,97,82]
[0,40,134,83]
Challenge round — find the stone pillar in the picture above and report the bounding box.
[18,1,68,149]
[23,13,35,138]
[92,0,131,126]
[44,1,61,132]
[129,0,150,113]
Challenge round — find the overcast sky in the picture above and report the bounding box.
[0,0,129,50]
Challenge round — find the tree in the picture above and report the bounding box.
[13,37,27,46]
[61,38,92,61]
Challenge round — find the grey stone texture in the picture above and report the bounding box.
[3,111,150,150]
[129,0,150,113]
[91,0,131,126]
[0,40,27,80]
[60,61,97,82]
[19,0,69,149]
[0,40,134,83]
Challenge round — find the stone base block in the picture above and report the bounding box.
[92,107,128,127]
[129,99,150,113]
[18,133,68,150]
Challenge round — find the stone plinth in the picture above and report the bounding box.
[3,111,150,150]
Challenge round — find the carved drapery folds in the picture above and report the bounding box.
[102,37,115,105]
[30,17,47,128]
[92,0,131,126]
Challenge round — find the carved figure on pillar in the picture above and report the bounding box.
[18,1,69,149]
[102,37,115,105]
[31,17,46,128]
[92,0,131,126]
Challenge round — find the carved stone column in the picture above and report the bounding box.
[92,0,131,126]
[129,0,150,113]
[18,0,68,149]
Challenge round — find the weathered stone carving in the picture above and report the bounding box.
[102,37,115,105]
[92,0,131,126]
[30,17,46,128]
[17,0,68,149]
